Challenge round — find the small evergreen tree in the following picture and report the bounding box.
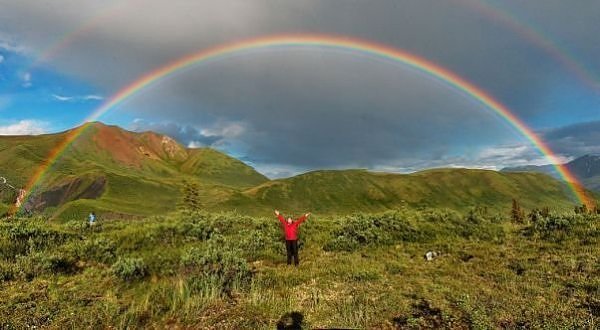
[511,199,525,223]
[181,180,201,211]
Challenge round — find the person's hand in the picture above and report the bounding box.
[274,210,280,216]
[305,212,311,217]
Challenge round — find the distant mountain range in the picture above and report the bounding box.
[502,155,600,192]
[0,122,594,218]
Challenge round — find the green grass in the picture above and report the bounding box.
[1,208,598,328]
[0,123,270,219]
[1,123,596,220]
[227,168,586,216]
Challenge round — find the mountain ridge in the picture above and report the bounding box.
[502,154,600,192]
[0,122,595,218]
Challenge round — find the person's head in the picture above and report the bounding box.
[286,217,293,224]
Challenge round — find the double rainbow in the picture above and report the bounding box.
[461,0,599,93]
[17,34,591,212]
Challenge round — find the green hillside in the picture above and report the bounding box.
[0,122,594,219]
[180,148,268,188]
[0,122,268,219]
[220,168,583,215]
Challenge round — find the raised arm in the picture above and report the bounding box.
[275,210,285,224]
[296,212,311,225]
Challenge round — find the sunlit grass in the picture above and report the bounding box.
[0,209,598,328]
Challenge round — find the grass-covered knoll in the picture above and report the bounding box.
[180,148,268,188]
[228,168,585,215]
[1,208,598,328]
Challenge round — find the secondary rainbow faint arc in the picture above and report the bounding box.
[17,34,591,212]
[460,0,599,93]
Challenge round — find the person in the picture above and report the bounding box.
[274,209,311,266]
[88,212,96,226]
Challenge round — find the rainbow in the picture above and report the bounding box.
[31,1,127,68]
[2,2,126,100]
[16,34,591,213]
[460,0,599,93]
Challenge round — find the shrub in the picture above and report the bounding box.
[0,262,15,282]
[524,212,599,243]
[323,213,395,252]
[185,221,216,241]
[323,235,360,252]
[234,228,281,260]
[73,237,117,264]
[181,239,251,295]
[324,209,505,252]
[111,257,148,281]
[0,219,72,259]
[14,251,79,280]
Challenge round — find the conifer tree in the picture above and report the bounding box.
[511,198,525,223]
[181,181,201,211]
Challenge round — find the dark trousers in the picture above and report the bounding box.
[285,240,299,266]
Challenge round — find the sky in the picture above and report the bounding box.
[0,0,599,178]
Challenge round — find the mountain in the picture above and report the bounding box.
[0,122,594,219]
[502,154,600,192]
[0,122,268,218]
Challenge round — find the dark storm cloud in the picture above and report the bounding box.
[1,0,599,173]
[121,52,510,169]
[542,120,600,156]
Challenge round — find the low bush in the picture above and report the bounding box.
[181,238,251,296]
[0,219,72,259]
[14,251,79,280]
[324,209,505,251]
[524,212,599,242]
[0,262,15,282]
[111,257,148,281]
[71,237,117,264]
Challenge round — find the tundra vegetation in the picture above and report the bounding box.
[0,206,598,329]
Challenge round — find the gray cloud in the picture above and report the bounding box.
[542,120,600,156]
[0,0,599,175]
[2,1,597,108]
[122,52,513,169]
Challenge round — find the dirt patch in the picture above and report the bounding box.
[93,124,146,167]
[24,176,106,211]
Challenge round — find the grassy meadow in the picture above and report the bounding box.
[0,207,598,329]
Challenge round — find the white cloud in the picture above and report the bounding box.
[363,143,572,175]
[52,94,74,101]
[21,72,31,88]
[0,120,47,135]
[187,141,206,148]
[82,94,103,101]
[200,122,245,139]
[52,93,103,102]
[0,34,29,55]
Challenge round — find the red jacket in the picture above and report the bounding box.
[277,214,307,240]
